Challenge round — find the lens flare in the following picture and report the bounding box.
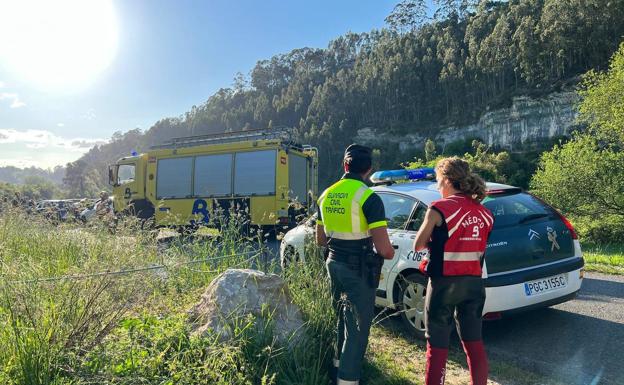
[0,0,119,91]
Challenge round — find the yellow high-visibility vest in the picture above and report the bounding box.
[317,178,386,240]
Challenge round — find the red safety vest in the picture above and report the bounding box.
[421,194,494,277]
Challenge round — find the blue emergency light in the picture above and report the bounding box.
[370,167,435,184]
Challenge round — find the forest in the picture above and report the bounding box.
[64,0,624,195]
[0,165,64,185]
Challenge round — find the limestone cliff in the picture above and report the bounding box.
[355,91,580,152]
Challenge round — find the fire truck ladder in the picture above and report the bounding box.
[150,127,295,149]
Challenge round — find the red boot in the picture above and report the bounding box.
[461,340,488,385]
[425,341,449,385]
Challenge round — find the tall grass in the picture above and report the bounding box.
[0,207,335,384]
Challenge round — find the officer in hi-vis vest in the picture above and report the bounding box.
[316,144,395,385]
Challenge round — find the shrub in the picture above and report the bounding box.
[571,215,624,245]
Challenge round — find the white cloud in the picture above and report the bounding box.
[0,92,26,108]
[83,108,96,120]
[0,128,107,153]
[0,128,109,168]
[57,122,65,127]
[0,81,4,88]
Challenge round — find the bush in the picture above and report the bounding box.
[571,215,624,245]
[531,134,624,219]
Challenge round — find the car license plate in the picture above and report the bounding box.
[524,274,567,296]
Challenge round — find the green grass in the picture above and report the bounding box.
[581,243,624,275]
[0,206,595,384]
[0,208,335,385]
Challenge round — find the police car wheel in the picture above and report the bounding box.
[398,273,427,339]
[281,245,299,268]
[140,217,156,230]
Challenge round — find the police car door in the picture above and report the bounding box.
[375,193,419,299]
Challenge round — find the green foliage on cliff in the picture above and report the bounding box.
[532,43,624,243]
[405,139,537,188]
[69,0,624,190]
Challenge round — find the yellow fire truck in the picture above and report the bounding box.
[108,128,318,230]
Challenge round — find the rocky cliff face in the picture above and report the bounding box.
[356,91,580,151]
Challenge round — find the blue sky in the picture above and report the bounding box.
[0,0,399,169]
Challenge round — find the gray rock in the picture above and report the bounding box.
[188,269,305,343]
[355,90,581,151]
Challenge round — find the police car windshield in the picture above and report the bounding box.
[482,192,554,228]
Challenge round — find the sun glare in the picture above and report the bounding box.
[0,0,119,91]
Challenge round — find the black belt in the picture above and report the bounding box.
[329,251,383,288]
[328,253,362,266]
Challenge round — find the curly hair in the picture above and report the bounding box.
[435,157,486,201]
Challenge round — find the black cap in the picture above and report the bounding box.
[343,144,372,162]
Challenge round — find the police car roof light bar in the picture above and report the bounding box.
[370,168,435,185]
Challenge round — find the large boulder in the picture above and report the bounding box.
[188,269,305,343]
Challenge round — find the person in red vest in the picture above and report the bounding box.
[413,157,494,385]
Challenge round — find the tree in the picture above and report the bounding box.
[532,43,624,218]
[232,72,249,93]
[372,148,382,171]
[63,160,101,198]
[578,42,624,145]
[531,135,624,216]
[385,0,429,32]
[405,140,514,185]
[434,0,478,21]
[424,139,437,161]
[462,140,511,183]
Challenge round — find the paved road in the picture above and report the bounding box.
[483,272,624,385]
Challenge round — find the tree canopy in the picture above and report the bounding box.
[532,43,624,225]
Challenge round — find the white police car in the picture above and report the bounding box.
[280,169,584,337]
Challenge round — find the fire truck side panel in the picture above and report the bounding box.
[111,139,317,228]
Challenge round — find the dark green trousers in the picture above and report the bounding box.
[326,258,376,382]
